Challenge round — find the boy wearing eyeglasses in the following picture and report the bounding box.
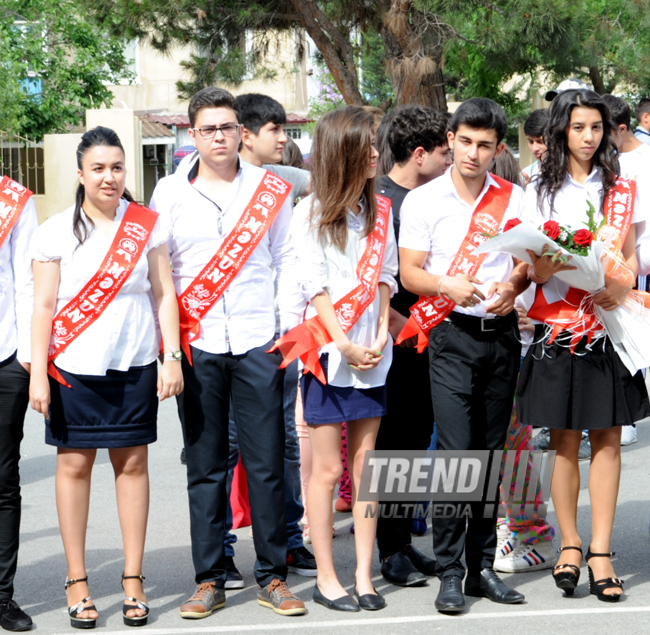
[150,87,305,619]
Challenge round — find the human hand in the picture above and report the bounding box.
[19,361,31,374]
[338,340,383,371]
[440,274,485,308]
[388,309,408,340]
[486,281,516,316]
[158,362,184,400]
[29,374,50,416]
[516,306,535,333]
[593,276,633,311]
[526,247,576,281]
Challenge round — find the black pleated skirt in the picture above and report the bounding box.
[46,362,158,448]
[517,328,649,431]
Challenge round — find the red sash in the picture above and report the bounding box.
[48,203,159,386]
[270,195,392,383]
[527,178,637,349]
[177,171,292,363]
[395,176,514,352]
[0,177,33,250]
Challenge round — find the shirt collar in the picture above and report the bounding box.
[186,155,242,184]
[444,166,500,204]
[566,167,600,188]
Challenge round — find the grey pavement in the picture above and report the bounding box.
[11,397,650,635]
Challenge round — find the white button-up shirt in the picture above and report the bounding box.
[0,197,37,364]
[399,168,524,318]
[290,194,398,388]
[31,199,168,374]
[150,159,294,356]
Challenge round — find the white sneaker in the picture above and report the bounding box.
[496,525,518,560]
[621,425,638,446]
[495,540,557,573]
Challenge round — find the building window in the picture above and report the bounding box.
[0,137,45,195]
[285,128,302,140]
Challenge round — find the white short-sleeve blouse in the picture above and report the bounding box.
[31,199,168,375]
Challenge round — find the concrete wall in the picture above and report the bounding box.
[86,109,144,203]
[33,133,83,224]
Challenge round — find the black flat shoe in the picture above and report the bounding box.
[312,583,359,612]
[381,550,427,587]
[121,574,150,627]
[465,568,525,604]
[552,546,582,596]
[404,544,436,577]
[434,575,465,613]
[354,587,386,611]
[586,546,624,603]
[0,599,33,632]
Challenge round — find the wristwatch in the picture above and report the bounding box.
[164,347,182,362]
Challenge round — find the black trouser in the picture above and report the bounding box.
[429,314,520,579]
[0,353,30,601]
[177,340,288,588]
[376,343,434,559]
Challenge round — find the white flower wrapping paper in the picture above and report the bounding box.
[475,222,650,374]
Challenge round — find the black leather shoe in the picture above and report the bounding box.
[381,551,427,587]
[464,568,525,604]
[354,587,386,611]
[434,575,465,613]
[404,544,436,576]
[0,599,33,632]
[312,583,359,612]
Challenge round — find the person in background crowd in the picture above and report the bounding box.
[282,137,305,170]
[521,110,549,184]
[399,98,528,613]
[0,177,37,633]
[373,104,451,588]
[150,87,305,618]
[30,126,182,629]
[519,89,650,602]
[277,106,397,612]
[634,97,650,146]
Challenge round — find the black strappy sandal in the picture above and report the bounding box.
[552,546,583,596]
[586,546,624,603]
[121,574,150,627]
[65,577,98,629]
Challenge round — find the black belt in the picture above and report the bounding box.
[445,310,517,335]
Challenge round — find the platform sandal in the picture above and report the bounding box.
[65,577,98,629]
[586,547,624,603]
[552,546,582,596]
[122,574,150,627]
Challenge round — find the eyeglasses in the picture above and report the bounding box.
[192,124,241,139]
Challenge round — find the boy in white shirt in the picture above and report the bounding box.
[150,87,305,618]
[634,97,650,146]
[399,98,529,613]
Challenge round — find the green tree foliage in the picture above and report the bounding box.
[1,0,133,139]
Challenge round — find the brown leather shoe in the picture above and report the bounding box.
[180,581,226,619]
[257,579,306,616]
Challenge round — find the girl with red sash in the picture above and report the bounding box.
[518,90,650,602]
[29,127,183,628]
[284,107,397,611]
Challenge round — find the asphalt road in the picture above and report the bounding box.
[12,396,650,635]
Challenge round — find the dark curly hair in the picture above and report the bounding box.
[537,89,619,215]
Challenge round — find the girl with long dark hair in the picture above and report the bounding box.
[29,127,183,628]
[286,107,397,611]
[518,89,649,602]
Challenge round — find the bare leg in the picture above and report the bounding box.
[56,448,98,620]
[307,422,345,599]
[110,445,150,618]
[295,388,312,526]
[549,430,583,574]
[587,426,623,596]
[346,416,381,597]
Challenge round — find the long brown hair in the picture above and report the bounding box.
[309,107,377,251]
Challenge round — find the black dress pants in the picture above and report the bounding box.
[429,317,520,579]
[0,353,30,601]
[376,343,434,559]
[177,340,288,588]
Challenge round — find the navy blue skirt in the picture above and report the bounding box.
[46,362,158,449]
[300,354,387,424]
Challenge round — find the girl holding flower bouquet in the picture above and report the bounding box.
[518,89,650,602]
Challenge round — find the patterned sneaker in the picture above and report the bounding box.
[532,428,550,451]
[496,525,518,560]
[180,582,225,619]
[257,579,306,616]
[224,556,245,589]
[621,424,638,446]
[495,540,557,573]
[287,546,318,576]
